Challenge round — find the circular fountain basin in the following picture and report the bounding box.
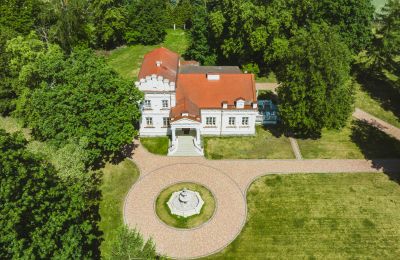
[167,189,204,218]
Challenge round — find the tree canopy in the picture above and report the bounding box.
[276,24,353,136]
[0,130,101,259]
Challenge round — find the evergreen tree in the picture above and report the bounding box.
[276,24,353,136]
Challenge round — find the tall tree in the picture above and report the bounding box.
[91,0,129,49]
[18,47,142,164]
[276,24,353,136]
[0,130,101,259]
[184,0,216,64]
[125,0,168,45]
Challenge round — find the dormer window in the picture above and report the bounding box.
[236,98,245,109]
[156,61,162,67]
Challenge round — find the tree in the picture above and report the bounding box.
[370,0,400,79]
[0,0,42,35]
[90,0,129,49]
[276,24,353,136]
[125,0,168,45]
[19,47,142,164]
[184,0,216,65]
[0,130,101,259]
[109,226,158,260]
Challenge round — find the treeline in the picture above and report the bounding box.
[0,0,193,51]
[186,0,399,136]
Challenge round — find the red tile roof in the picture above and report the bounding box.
[171,73,256,121]
[138,47,180,82]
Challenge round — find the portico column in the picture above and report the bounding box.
[196,127,201,144]
[172,127,176,142]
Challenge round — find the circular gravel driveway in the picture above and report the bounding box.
[123,163,246,259]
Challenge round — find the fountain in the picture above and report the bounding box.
[167,188,204,218]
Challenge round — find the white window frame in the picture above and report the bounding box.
[144,100,151,109]
[228,117,236,126]
[242,117,249,126]
[146,117,153,126]
[162,100,169,108]
[163,117,170,127]
[206,117,216,126]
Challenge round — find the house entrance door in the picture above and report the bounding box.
[182,128,190,135]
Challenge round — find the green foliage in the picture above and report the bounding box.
[0,130,101,259]
[0,0,42,35]
[109,225,158,260]
[14,46,143,164]
[125,0,168,45]
[277,24,353,136]
[185,0,216,65]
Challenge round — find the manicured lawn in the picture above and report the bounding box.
[256,72,277,83]
[208,172,400,259]
[204,126,295,159]
[355,83,400,128]
[99,159,140,259]
[155,182,215,229]
[298,120,400,159]
[105,29,188,79]
[140,137,169,155]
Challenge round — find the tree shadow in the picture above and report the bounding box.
[350,119,400,182]
[263,124,286,138]
[355,68,400,120]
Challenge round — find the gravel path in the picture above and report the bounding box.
[124,143,400,259]
[353,108,400,141]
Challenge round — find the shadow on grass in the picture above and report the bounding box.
[351,119,400,182]
[356,69,400,120]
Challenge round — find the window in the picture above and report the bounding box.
[146,117,153,126]
[228,117,236,126]
[206,117,216,126]
[163,117,170,127]
[144,100,151,109]
[162,100,169,108]
[242,117,249,126]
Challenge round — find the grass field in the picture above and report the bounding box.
[208,172,400,259]
[373,0,388,11]
[99,159,140,259]
[140,137,169,155]
[297,120,400,159]
[204,126,295,159]
[355,83,400,129]
[105,29,188,79]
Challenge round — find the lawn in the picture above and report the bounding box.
[355,83,400,128]
[297,120,400,159]
[207,172,400,259]
[140,137,169,155]
[99,159,140,259]
[105,29,188,79]
[204,126,295,159]
[373,0,388,11]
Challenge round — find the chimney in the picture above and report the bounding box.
[207,73,220,81]
[156,61,162,67]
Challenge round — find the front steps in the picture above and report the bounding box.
[170,136,203,157]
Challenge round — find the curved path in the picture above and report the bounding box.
[124,144,400,259]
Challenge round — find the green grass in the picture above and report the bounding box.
[355,83,400,128]
[155,182,215,229]
[297,120,400,159]
[99,159,140,259]
[105,29,188,79]
[256,72,277,83]
[373,0,388,11]
[207,172,400,259]
[140,137,169,155]
[204,126,295,159]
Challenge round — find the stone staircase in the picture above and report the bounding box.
[170,136,203,157]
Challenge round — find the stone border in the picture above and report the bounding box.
[153,181,218,231]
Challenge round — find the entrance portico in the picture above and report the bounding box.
[169,118,203,156]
